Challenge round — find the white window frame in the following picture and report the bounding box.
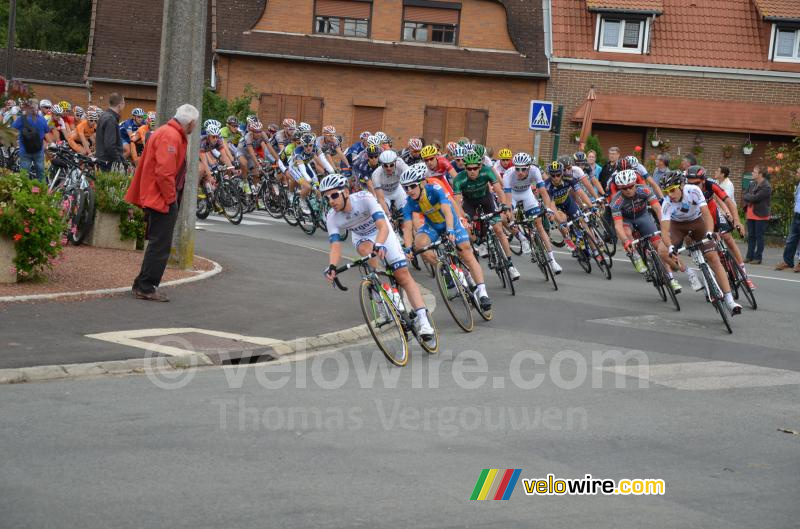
[596,15,648,54]
[770,24,800,63]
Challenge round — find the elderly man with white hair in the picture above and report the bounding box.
[125,104,199,301]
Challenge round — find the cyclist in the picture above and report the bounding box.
[401,137,424,165]
[239,120,273,185]
[374,131,392,150]
[322,173,434,339]
[372,149,409,217]
[120,108,147,162]
[683,165,754,289]
[289,132,334,201]
[545,161,598,255]
[560,154,600,201]
[494,148,514,178]
[316,125,350,173]
[574,151,605,198]
[660,172,742,315]
[67,109,98,155]
[345,130,371,165]
[276,118,296,150]
[47,105,69,144]
[453,152,520,281]
[400,163,493,312]
[421,144,457,194]
[610,169,684,293]
[626,154,663,199]
[199,122,235,187]
[351,141,380,194]
[449,144,467,173]
[503,152,562,274]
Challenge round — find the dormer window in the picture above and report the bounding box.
[771,26,800,62]
[596,15,649,54]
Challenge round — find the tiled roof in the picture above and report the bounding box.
[0,48,86,85]
[586,0,663,14]
[572,93,800,135]
[753,0,800,20]
[88,0,548,83]
[552,0,800,72]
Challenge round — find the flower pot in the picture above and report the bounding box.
[0,236,16,283]
[650,140,660,147]
[742,146,754,156]
[88,211,137,251]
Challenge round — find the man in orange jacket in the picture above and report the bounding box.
[125,104,199,301]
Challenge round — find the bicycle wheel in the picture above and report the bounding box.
[264,182,283,219]
[434,261,474,332]
[283,193,299,226]
[702,265,732,334]
[532,233,557,290]
[316,199,329,232]
[643,249,667,302]
[196,195,211,219]
[296,197,317,235]
[594,214,616,256]
[587,236,611,280]
[218,182,243,225]
[547,218,565,248]
[359,279,409,366]
[507,228,523,256]
[574,238,592,274]
[729,257,757,310]
[69,187,94,245]
[655,255,680,311]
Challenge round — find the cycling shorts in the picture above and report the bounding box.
[623,212,659,239]
[558,197,581,220]
[511,190,540,215]
[462,193,501,225]
[383,187,408,212]
[418,220,471,246]
[353,230,408,271]
[290,163,318,185]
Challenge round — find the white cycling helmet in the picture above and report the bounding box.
[131,107,145,118]
[625,155,639,167]
[374,131,389,144]
[513,152,532,166]
[451,145,467,159]
[206,123,221,136]
[203,118,221,130]
[408,137,423,151]
[400,163,428,185]
[297,122,312,133]
[319,174,349,193]
[379,150,398,165]
[366,135,381,148]
[614,169,638,187]
[39,99,53,109]
[85,109,99,122]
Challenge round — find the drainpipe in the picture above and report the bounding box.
[542,0,552,76]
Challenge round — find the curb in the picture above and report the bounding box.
[0,256,222,304]
[0,286,437,385]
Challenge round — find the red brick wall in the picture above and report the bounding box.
[27,83,89,107]
[218,56,545,153]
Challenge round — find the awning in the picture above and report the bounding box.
[572,94,800,136]
[586,0,664,15]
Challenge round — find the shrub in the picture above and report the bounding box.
[764,135,800,236]
[202,84,258,124]
[94,171,146,247]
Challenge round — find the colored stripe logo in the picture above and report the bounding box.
[470,469,521,500]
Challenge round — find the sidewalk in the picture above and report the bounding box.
[0,231,372,370]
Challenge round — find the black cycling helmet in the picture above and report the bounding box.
[558,155,573,168]
[366,144,381,157]
[614,158,630,172]
[573,151,587,164]
[548,161,564,176]
[661,170,685,189]
[685,165,707,180]
[226,115,238,124]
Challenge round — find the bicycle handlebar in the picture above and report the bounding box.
[330,252,378,291]
[629,230,662,247]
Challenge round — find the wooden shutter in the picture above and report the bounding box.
[300,97,324,133]
[280,95,301,125]
[465,109,488,145]
[445,108,467,142]
[403,6,458,24]
[316,0,371,18]
[423,106,446,144]
[259,94,281,126]
[592,126,645,161]
[352,106,384,142]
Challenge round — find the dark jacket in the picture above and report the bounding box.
[743,178,772,218]
[95,108,123,163]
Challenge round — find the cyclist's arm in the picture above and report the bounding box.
[591,176,605,198]
[491,181,508,207]
[613,216,628,245]
[660,219,673,249]
[579,174,600,199]
[537,187,555,212]
[646,176,663,199]
[375,188,390,217]
[328,240,342,269]
[441,198,456,233]
[374,216,390,247]
[402,219,414,249]
[335,146,350,169]
[574,188,593,209]
[315,152,335,174]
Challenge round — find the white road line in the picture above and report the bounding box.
[86,328,282,357]
[598,361,800,390]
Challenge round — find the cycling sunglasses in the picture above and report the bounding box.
[465,166,481,171]
[515,166,529,172]
[325,191,343,202]
[368,153,380,159]
[663,185,681,193]
[453,158,463,163]
[382,162,395,168]
[619,184,636,191]
[403,183,420,191]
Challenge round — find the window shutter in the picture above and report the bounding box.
[465,109,488,145]
[445,107,467,142]
[316,0,371,19]
[301,97,324,133]
[259,94,281,126]
[404,6,458,24]
[352,106,384,142]
[282,95,302,124]
[423,106,446,144]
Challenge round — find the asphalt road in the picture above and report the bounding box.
[1,210,798,528]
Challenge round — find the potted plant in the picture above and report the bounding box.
[573,133,581,143]
[649,130,660,148]
[658,139,671,152]
[0,172,67,283]
[91,171,145,251]
[721,145,734,159]
[742,140,755,156]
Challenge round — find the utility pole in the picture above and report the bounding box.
[156,0,207,269]
[5,0,17,82]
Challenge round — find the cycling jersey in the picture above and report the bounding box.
[544,176,583,218]
[68,120,96,152]
[452,167,496,202]
[610,185,659,221]
[503,165,544,214]
[119,118,144,144]
[220,125,243,147]
[345,141,366,164]
[372,159,409,193]
[352,152,379,183]
[493,160,513,176]
[239,131,267,158]
[275,129,294,147]
[315,136,340,156]
[661,184,706,222]
[403,184,469,244]
[693,178,729,219]
[200,136,224,154]
[400,148,422,166]
[427,156,454,182]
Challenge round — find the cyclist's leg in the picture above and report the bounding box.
[414,225,438,266]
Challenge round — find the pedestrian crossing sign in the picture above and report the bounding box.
[529,100,553,131]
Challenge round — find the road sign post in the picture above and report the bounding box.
[529,100,553,164]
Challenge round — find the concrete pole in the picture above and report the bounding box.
[5,0,17,82]
[156,0,207,269]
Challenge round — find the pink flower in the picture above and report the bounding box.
[48,218,53,225]
[9,267,16,274]
[50,241,57,247]
[70,225,77,234]
[31,186,39,194]
[24,227,30,233]
[60,237,68,245]
[27,208,35,214]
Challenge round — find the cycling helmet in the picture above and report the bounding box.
[548,161,564,176]
[147,111,157,124]
[319,173,349,192]
[463,143,475,153]
[374,131,389,144]
[360,131,371,140]
[206,123,221,136]
[625,155,639,167]
[472,144,486,158]
[297,122,312,134]
[400,163,428,185]
[52,105,63,115]
[614,169,638,187]
[299,132,316,146]
[558,155,572,167]
[203,118,221,130]
[446,141,459,154]
[85,109,99,122]
[366,135,382,148]
[379,150,398,165]
[267,123,279,133]
[366,144,381,156]
[463,152,482,166]
[282,118,296,129]
[226,115,238,124]
[498,148,513,160]
[131,107,145,118]
[451,145,467,159]
[614,158,630,172]
[420,145,439,159]
[249,120,263,132]
[39,99,52,109]
[573,151,587,164]
[408,137,423,151]
[322,125,336,135]
[74,106,85,119]
[661,170,685,189]
[685,165,707,180]
[58,100,72,111]
[512,152,532,167]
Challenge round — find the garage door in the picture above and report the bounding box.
[592,125,646,159]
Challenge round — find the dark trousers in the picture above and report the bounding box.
[746,219,767,261]
[782,212,800,267]
[133,203,179,293]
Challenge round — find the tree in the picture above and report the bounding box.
[202,85,257,124]
[765,133,800,236]
[0,0,92,54]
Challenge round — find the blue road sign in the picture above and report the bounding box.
[529,100,553,131]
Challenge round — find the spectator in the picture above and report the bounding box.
[586,150,602,180]
[125,103,198,302]
[598,146,621,192]
[96,92,126,171]
[715,166,736,207]
[742,165,772,265]
[774,167,800,272]
[680,153,697,171]
[11,98,50,182]
[652,154,671,187]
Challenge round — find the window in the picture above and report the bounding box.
[402,4,459,45]
[597,16,647,54]
[771,26,800,62]
[423,106,488,146]
[259,94,324,133]
[314,0,371,38]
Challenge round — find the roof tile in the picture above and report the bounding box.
[586,0,663,14]
[753,0,800,20]
[0,48,85,85]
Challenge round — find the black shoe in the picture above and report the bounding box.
[479,295,492,311]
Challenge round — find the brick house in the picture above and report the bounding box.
[544,0,800,197]
[85,0,549,152]
[0,48,88,106]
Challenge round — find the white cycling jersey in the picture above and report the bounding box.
[371,158,409,193]
[503,165,544,211]
[661,184,706,222]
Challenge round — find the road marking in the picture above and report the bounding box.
[86,328,282,357]
[598,361,800,390]
[748,273,800,284]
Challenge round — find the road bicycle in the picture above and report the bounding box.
[627,230,679,311]
[717,224,756,310]
[387,202,423,272]
[47,145,96,245]
[332,253,439,366]
[509,203,558,291]
[586,199,616,257]
[473,208,515,295]
[676,233,733,334]
[196,165,243,225]
[560,211,612,280]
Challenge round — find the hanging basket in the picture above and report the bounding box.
[742,145,754,156]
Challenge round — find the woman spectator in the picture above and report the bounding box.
[742,165,772,264]
[715,166,736,207]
